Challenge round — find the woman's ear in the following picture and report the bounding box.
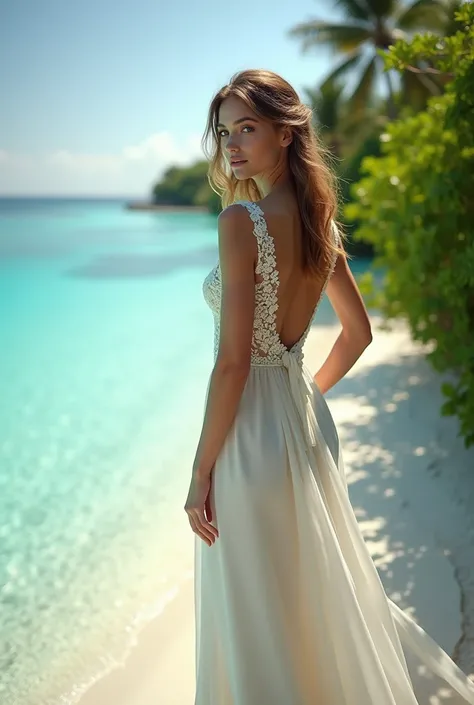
[280,126,293,148]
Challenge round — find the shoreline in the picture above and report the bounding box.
[76,576,195,705]
[47,316,474,704]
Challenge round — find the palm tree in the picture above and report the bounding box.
[305,81,346,157]
[288,0,448,119]
[305,79,388,159]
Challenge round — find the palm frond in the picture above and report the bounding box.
[364,0,397,20]
[319,51,364,91]
[333,0,372,21]
[311,81,345,133]
[288,21,371,53]
[396,0,448,30]
[348,55,378,112]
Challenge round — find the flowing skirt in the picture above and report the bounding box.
[194,362,474,704]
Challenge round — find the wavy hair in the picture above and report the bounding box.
[201,68,347,280]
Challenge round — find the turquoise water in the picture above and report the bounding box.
[0,198,371,704]
[0,198,223,704]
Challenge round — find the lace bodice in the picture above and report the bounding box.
[202,200,338,367]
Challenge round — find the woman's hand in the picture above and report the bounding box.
[184,472,219,546]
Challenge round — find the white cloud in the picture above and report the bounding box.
[122,132,201,163]
[48,150,122,172]
[0,131,204,196]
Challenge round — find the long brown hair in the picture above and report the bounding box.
[201,68,346,281]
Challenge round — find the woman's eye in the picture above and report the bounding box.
[218,125,254,137]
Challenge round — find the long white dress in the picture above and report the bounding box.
[196,199,474,705]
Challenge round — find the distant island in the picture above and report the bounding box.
[126,160,221,215]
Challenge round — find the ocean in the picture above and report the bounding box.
[0,197,369,704]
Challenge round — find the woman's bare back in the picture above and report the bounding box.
[255,194,334,351]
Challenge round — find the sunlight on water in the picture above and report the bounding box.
[0,199,218,703]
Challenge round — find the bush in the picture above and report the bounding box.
[338,131,384,258]
[152,160,223,213]
[345,3,474,446]
[194,182,222,214]
[152,161,209,207]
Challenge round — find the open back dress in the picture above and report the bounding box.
[196,199,474,705]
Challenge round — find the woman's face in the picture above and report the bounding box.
[217,95,287,181]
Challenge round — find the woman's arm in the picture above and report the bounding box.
[313,251,373,395]
[192,205,256,479]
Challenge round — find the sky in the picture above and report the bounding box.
[1,0,340,197]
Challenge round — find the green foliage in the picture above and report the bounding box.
[345,3,474,446]
[152,160,220,212]
[194,182,222,214]
[337,131,384,257]
[288,0,450,119]
[339,130,383,207]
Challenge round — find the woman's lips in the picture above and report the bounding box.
[231,160,247,167]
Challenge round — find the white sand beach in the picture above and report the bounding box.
[77,314,474,705]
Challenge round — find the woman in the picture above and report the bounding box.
[184,69,474,705]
